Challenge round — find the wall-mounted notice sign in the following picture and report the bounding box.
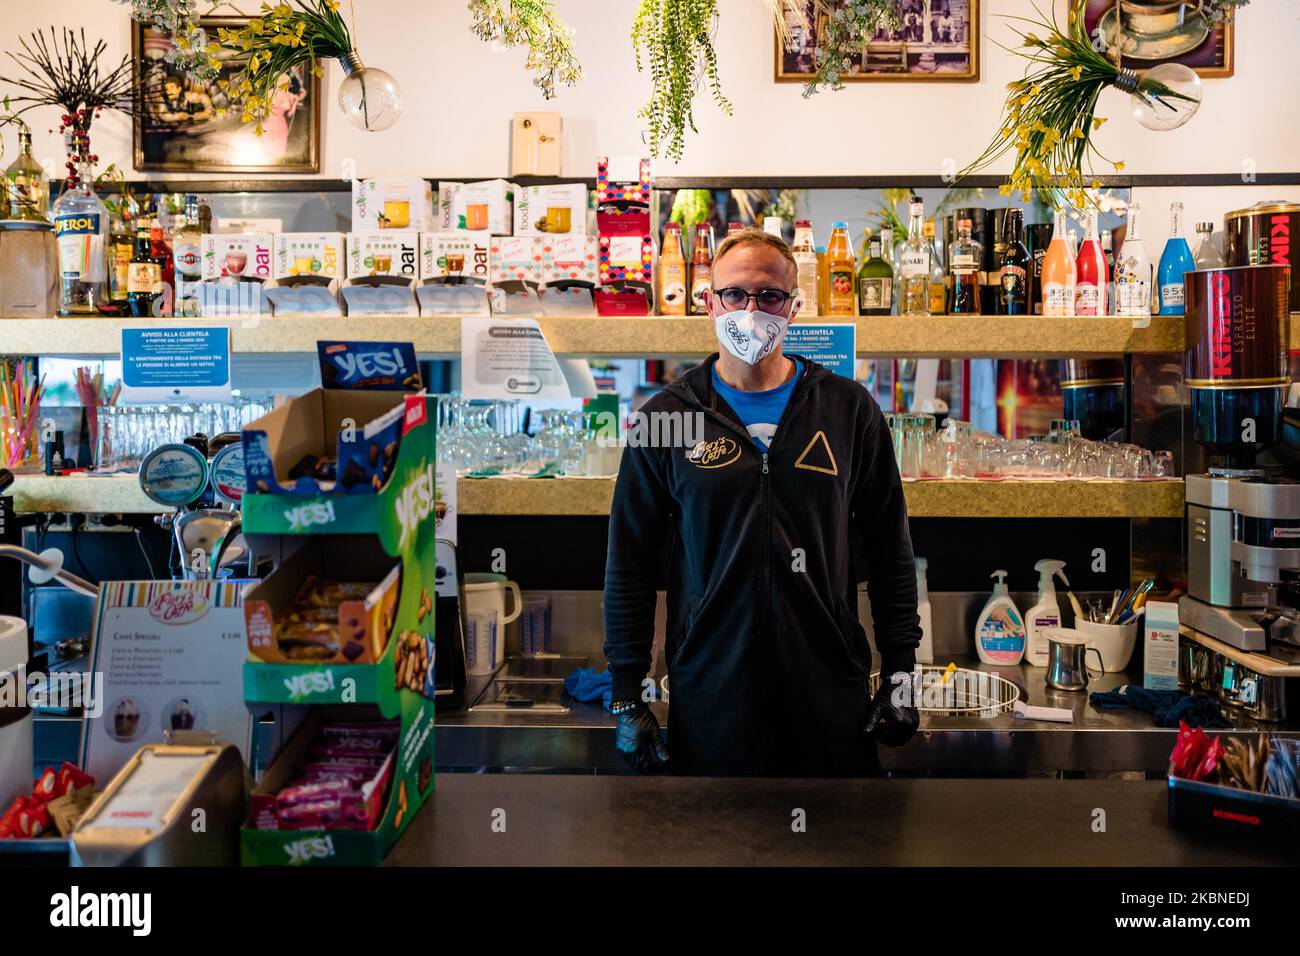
[785,323,857,379]
[120,327,233,403]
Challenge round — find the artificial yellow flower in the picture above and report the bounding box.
[1093,116,1108,129]
[1113,161,1126,171]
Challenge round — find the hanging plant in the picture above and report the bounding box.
[112,1,223,84]
[797,0,901,97]
[0,27,135,188]
[957,0,1204,209]
[632,0,732,162]
[468,0,583,100]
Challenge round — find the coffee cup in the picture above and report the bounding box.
[1119,0,1203,39]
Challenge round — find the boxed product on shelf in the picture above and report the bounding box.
[418,231,491,283]
[542,235,599,286]
[598,234,654,286]
[201,233,275,280]
[241,388,421,497]
[490,236,544,286]
[247,713,399,832]
[515,183,588,236]
[351,178,435,232]
[346,232,420,281]
[245,538,401,665]
[446,178,515,235]
[273,233,345,279]
[595,156,652,236]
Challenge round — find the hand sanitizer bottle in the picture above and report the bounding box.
[975,569,1026,666]
[1025,559,1069,667]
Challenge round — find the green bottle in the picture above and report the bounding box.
[856,237,893,316]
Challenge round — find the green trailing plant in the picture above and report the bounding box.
[632,0,731,162]
[667,188,713,230]
[957,0,1200,209]
[468,0,582,100]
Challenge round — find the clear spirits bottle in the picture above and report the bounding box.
[53,150,108,315]
[1193,221,1226,269]
[899,197,931,316]
[173,194,204,316]
[1115,204,1152,318]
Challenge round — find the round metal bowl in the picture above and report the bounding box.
[870,666,1021,717]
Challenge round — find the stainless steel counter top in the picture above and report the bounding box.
[384,775,1291,866]
[435,659,1299,774]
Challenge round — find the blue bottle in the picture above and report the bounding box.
[1157,201,1195,315]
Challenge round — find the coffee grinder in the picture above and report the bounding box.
[1179,263,1300,652]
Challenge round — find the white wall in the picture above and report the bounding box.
[4,0,1299,180]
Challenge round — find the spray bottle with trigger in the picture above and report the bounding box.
[1025,559,1069,667]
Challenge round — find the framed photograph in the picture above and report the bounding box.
[1082,1,1233,78]
[775,0,979,83]
[132,16,321,173]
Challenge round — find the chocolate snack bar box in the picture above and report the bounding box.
[346,232,420,281]
[351,178,435,232]
[201,233,275,280]
[273,233,345,279]
[244,539,401,665]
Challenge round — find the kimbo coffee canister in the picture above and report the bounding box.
[1224,202,1298,313]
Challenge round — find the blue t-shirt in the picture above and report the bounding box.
[712,359,803,451]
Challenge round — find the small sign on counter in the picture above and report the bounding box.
[785,323,856,379]
[460,315,570,400]
[120,327,233,403]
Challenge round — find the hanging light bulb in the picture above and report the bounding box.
[337,51,402,132]
[1122,63,1202,132]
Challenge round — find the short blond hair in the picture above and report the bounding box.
[713,228,798,286]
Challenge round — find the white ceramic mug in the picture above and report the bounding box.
[461,573,521,668]
[1076,618,1140,673]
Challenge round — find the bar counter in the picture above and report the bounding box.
[385,775,1290,866]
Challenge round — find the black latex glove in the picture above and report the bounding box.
[862,677,919,747]
[614,701,670,773]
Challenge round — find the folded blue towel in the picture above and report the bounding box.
[564,666,614,711]
[1089,684,1231,728]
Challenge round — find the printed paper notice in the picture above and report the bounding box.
[460,316,571,400]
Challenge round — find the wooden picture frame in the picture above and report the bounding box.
[775,0,980,83]
[132,16,321,173]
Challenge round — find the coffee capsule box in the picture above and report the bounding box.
[448,179,516,235]
[351,178,435,232]
[201,233,275,280]
[274,233,346,279]
[542,235,598,286]
[346,232,421,281]
[515,184,588,237]
[490,237,544,287]
[419,231,491,283]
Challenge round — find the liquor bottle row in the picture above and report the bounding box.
[653,197,1235,320]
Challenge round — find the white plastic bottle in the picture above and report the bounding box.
[974,569,1026,666]
[1024,559,1069,667]
[915,557,934,665]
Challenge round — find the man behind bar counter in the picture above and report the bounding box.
[603,229,922,776]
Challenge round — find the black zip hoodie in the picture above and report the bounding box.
[603,353,921,775]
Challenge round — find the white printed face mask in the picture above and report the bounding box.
[713,308,791,365]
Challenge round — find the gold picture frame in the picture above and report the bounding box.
[775,0,980,83]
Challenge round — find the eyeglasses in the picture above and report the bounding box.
[711,287,798,312]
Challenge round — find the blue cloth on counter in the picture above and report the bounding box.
[1088,684,1231,728]
[565,666,665,712]
[564,666,614,711]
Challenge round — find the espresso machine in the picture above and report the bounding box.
[1179,263,1300,661]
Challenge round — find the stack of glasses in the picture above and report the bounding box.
[94,399,273,474]
[435,396,620,478]
[886,416,1175,481]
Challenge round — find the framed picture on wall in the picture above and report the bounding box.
[1082,1,1234,78]
[132,16,321,173]
[775,0,980,83]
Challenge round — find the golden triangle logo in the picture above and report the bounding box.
[794,430,838,476]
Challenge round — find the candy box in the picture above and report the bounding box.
[418,231,490,284]
[244,537,401,665]
[273,233,345,279]
[241,387,420,498]
[542,235,598,286]
[515,183,588,237]
[449,179,515,235]
[200,233,274,281]
[246,709,397,832]
[490,236,543,288]
[351,178,435,232]
[346,232,420,281]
